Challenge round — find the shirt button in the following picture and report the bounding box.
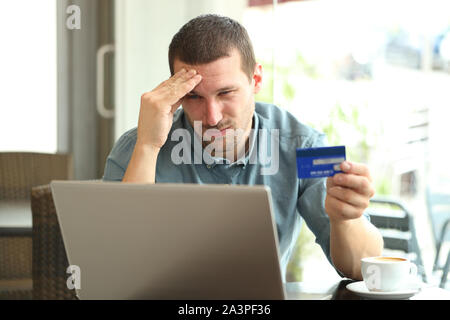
[206,165,212,169]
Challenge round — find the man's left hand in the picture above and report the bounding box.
[325,161,375,223]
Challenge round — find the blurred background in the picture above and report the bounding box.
[1,0,449,291]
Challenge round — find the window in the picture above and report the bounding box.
[245,0,450,285]
[0,0,57,152]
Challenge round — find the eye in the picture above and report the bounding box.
[186,94,200,100]
[219,90,232,96]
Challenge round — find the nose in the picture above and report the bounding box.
[204,99,223,127]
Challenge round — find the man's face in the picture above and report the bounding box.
[173,48,262,158]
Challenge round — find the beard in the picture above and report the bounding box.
[204,132,242,160]
[200,121,251,161]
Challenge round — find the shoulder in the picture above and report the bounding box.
[102,127,137,181]
[105,127,138,173]
[113,127,138,154]
[255,101,327,148]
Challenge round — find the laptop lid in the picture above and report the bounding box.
[50,181,286,299]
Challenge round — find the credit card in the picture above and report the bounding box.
[296,146,346,179]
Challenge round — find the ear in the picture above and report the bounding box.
[252,63,263,94]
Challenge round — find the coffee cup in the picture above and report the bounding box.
[361,256,418,292]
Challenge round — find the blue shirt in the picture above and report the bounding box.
[103,102,342,280]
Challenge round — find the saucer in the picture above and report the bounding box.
[346,281,420,300]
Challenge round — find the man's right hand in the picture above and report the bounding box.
[122,69,201,183]
[137,68,202,149]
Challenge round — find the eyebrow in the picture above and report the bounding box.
[188,86,237,96]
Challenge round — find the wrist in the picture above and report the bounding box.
[122,142,160,183]
[134,141,161,155]
[329,215,362,228]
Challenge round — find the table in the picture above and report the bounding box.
[0,200,33,299]
[285,279,450,300]
[0,200,32,236]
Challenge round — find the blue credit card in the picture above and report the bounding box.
[296,146,346,179]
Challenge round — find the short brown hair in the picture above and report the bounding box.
[168,14,256,81]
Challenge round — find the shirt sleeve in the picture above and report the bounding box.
[102,129,137,181]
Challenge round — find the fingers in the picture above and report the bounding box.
[331,161,374,198]
[153,68,187,91]
[325,161,375,222]
[176,72,202,98]
[152,68,202,107]
[339,161,372,182]
[332,172,374,197]
[326,176,336,189]
[325,193,363,220]
[168,69,202,99]
[327,186,370,209]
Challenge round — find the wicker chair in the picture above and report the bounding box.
[31,184,77,300]
[0,152,72,299]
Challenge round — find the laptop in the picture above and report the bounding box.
[50,180,287,300]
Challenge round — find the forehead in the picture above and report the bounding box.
[173,49,248,92]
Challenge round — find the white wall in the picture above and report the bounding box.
[114,0,246,140]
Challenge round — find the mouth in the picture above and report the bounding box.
[219,127,232,136]
[202,126,232,139]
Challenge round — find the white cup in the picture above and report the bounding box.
[361,256,418,292]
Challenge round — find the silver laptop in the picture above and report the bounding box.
[50,180,287,300]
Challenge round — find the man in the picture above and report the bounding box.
[103,14,383,280]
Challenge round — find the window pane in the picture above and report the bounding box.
[246,0,450,285]
[0,0,57,152]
